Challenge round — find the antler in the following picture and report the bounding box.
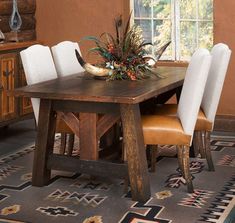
[75,49,113,77]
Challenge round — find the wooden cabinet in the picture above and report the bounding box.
[0,41,38,127]
[18,58,33,116]
[0,53,17,121]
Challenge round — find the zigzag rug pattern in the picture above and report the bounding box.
[0,136,234,223]
[198,175,235,223]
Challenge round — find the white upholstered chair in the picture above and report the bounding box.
[151,43,231,171]
[51,41,120,153]
[51,41,84,77]
[20,44,74,153]
[20,44,57,124]
[142,49,212,192]
[51,41,84,153]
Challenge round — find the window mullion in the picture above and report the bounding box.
[130,0,134,26]
[170,0,175,60]
[151,0,154,56]
[174,0,181,60]
[196,0,199,49]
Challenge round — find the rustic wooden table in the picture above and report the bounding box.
[12,66,186,202]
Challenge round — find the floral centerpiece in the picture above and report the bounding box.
[75,15,170,81]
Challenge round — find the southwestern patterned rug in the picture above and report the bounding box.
[0,134,234,223]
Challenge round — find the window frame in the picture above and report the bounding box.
[130,0,213,61]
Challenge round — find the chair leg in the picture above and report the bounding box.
[204,131,215,171]
[60,133,67,154]
[177,145,194,193]
[199,131,206,158]
[67,134,75,156]
[123,176,130,194]
[177,145,184,177]
[193,131,203,157]
[149,145,158,172]
[122,141,126,162]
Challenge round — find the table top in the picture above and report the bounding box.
[13,66,186,104]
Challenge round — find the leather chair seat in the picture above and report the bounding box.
[153,104,213,131]
[195,110,213,131]
[142,115,191,146]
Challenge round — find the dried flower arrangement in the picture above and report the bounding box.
[75,14,170,81]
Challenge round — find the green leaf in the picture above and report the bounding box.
[80,36,101,43]
[100,32,116,46]
[80,36,107,49]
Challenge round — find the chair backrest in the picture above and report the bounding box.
[51,41,84,77]
[20,44,58,124]
[177,49,211,138]
[201,43,231,124]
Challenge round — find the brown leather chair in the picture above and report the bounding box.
[142,49,212,193]
[151,43,231,172]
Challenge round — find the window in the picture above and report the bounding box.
[132,0,213,61]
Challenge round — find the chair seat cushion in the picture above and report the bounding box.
[153,104,213,131]
[196,109,213,131]
[142,115,191,146]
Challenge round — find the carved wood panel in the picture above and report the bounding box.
[0,53,17,120]
[18,58,32,115]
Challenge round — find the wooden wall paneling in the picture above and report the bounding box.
[0,0,36,15]
[0,0,36,42]
[0,14,36,33]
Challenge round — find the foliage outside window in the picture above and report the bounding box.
[132,0,213,61]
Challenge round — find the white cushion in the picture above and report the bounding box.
[177,49,211,140]
[20,44,58,124]
[201,43,231,123]
[51,41,84,77]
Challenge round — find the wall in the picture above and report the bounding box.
[214,0,235,115]
[36,0,126,62]
[36,0,235,115]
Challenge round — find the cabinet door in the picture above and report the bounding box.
[18,57,33,115]
[0,53,18,121]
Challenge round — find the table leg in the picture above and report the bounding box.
[79,113,98,160]
[32,99,56,186]
[120,104,151,202]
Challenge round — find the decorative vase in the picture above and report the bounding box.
[9,0,22,31]
[9,0,22,42]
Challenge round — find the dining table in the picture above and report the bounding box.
[12,66,186,203]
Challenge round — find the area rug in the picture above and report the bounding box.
[0,134,234,223]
